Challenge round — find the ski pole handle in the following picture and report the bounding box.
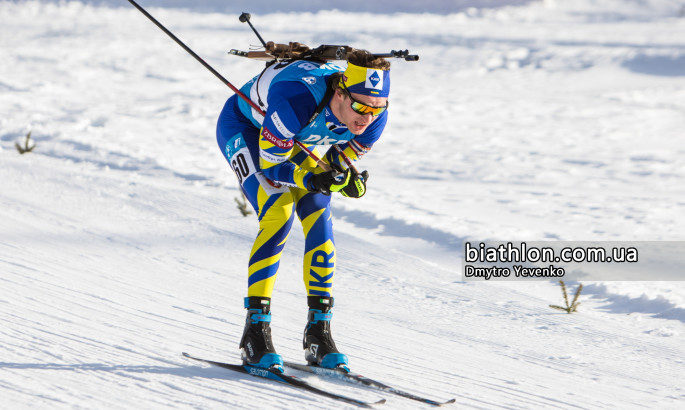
[295,142,359,175]
[333,145,359,175]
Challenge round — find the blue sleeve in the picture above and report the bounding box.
[258,81,318,188]
[262,81,316,138]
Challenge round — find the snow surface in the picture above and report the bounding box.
[16,0,540,14]
[2,0,685,408]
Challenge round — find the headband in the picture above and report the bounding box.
[340,62,390,98]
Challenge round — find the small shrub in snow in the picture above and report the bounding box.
[234,192,252,217]
[550,280,583,314]
[15,131,36,154]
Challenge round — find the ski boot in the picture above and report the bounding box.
[239,296,284,372]
[303,296,349,371]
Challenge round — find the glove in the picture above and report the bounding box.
[341,169,369,198]
[308,164,351,195]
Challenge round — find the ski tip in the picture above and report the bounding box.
[182,352,202,361]
[437,398,457,406]
[366,398,386,407]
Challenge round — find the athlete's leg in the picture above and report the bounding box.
[247,185,295,297]
[217,99,295,368]
[292,189,335,297]
[217,102,296,298]
[292,188,348,368]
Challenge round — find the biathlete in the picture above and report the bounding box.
[216,49,390,371]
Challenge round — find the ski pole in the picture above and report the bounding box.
[126,0,333,172]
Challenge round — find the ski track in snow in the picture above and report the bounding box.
[2,1,685,408]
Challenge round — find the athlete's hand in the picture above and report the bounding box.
[308,165,351,196]
[341,169,369,198]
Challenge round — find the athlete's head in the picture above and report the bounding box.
[331,50,390,135]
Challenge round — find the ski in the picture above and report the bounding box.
[284,361,456,407]
[182,353,386,408]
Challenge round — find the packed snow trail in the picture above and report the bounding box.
[2,1,685,408]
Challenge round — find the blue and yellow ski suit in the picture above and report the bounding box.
[217,60,387,298]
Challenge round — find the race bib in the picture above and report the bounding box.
[226,135,256,185]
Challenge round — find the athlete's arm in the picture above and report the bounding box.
[257,81,317,189]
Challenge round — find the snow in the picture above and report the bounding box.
[2,0,685,408]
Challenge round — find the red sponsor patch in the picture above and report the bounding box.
[261,128,294,149]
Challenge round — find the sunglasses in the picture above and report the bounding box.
[340,82,388,117]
